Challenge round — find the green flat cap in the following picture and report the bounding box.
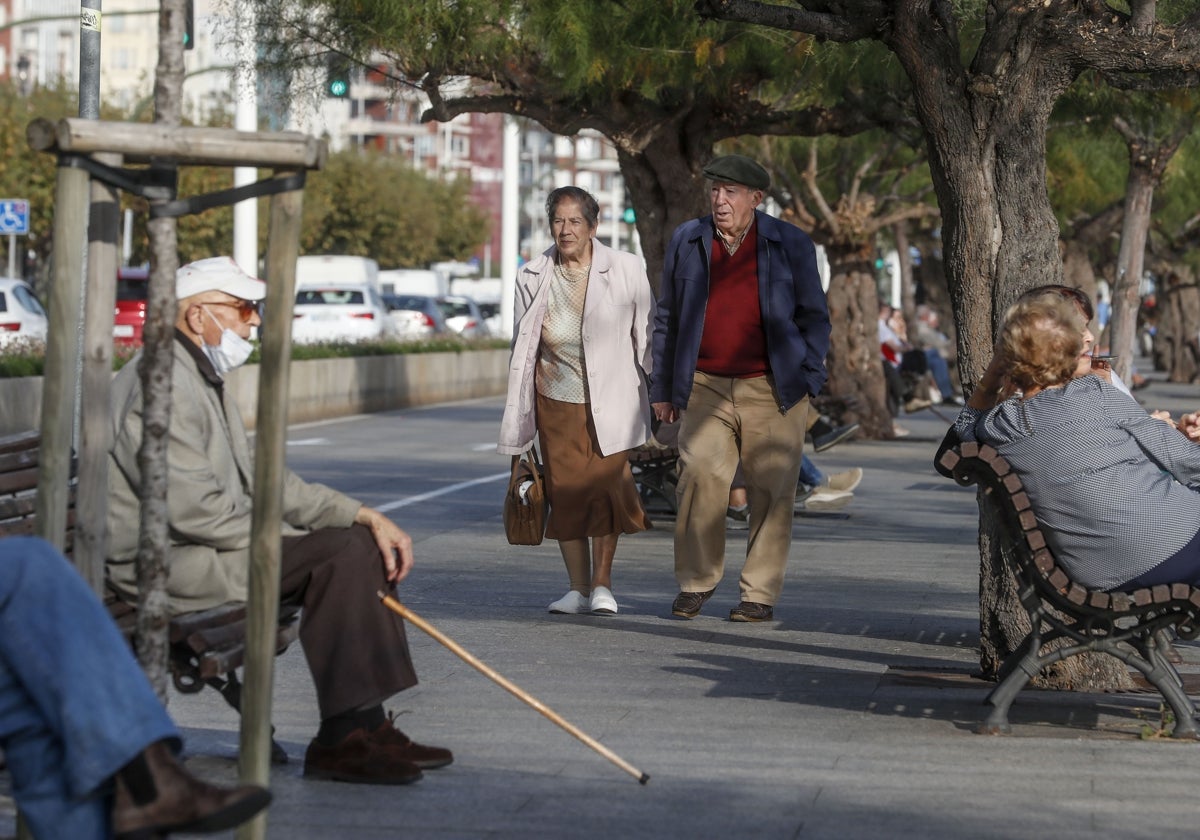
[701,154,769,190]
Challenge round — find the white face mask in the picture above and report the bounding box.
[201,306,254,376]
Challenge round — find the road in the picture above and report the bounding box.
[7,387,1200,839]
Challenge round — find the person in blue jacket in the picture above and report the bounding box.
[0,536,269,838]
[650,154,831,623]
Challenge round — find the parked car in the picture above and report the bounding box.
[112,265,149,346]
[383,294,449,339]
[292,284,392,344]
[437,295,492,338]
[478,301,503,337]
[0,277,48,349]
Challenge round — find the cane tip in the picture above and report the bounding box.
[639,773,650,785]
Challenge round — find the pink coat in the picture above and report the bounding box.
[497,239,653,457]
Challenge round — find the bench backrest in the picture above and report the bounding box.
[936,441,1200,619]
[0,431,77,552]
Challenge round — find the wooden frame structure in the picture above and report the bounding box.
[27,116,327,798]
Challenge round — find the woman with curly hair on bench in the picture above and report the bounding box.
[953,292,1200,592]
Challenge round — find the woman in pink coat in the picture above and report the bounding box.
[497,187,654,615]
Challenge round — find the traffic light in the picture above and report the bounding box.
[183,0,194,50]
[622,207,636,225]
[326,56,351,98]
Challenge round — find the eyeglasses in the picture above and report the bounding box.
[204,300,261,323]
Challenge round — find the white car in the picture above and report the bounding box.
[0,278,48,350]
[437,295,492,338]
[291,284,393,344]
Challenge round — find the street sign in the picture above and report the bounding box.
[0,200,30,236]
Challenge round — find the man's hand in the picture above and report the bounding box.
[652,402,679,425]
[355,506,414,584]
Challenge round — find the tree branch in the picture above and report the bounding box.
[692,0,885,42]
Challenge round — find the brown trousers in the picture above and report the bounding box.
[281,524,417,720]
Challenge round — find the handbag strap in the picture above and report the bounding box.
[513,439,549,492]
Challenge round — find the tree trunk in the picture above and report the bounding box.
[1159,271,1200,383]
[823,251,892,437]
[1109,162,1155,385]
[893,20,1133,690]
[136,0,188,699]
[616,137,712,292]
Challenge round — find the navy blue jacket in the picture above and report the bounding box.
[649,211,831,412]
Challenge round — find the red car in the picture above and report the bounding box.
[112,266,149,346]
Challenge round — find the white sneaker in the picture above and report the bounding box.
[548,591,590,614]
[589,586,618,615]
[802,487,854,512]
[825,467,863,493]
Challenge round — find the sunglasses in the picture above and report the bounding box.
[204,300,261,323]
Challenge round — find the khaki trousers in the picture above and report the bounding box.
[674,372,809,605]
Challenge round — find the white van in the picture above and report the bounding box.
[379,268,447,298]
[295,255,380,291]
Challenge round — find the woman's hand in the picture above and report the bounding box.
[1178,411,1200,442]
[355,506,414,584]
[652,402,679,425]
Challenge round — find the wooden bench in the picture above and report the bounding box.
[0,430,299,760]
[938,441,1200,738]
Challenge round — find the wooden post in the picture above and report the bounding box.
[237,172,304,840]
[75,152,122,594]
[35,162,89,551]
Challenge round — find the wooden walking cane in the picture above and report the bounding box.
[377,590,650,784]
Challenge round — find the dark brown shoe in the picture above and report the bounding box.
[304,728,424,785]
[112,741,271,839]
[367,714,454,769]
[671,588,716,619]
[729,601,774,622]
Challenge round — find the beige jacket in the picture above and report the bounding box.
[498,239,653,457]
[106,337,361,613]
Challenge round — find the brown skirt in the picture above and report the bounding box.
[535,392,651,541]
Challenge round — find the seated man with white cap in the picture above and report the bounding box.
[106,257,451,785]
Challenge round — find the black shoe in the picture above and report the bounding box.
[811,421,860,452]
[671,589,716,619]
[729,601,774,622]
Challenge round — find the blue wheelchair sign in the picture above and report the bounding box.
[0,200,30,235]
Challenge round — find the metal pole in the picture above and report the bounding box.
[79,1,102,120]
[6,234,14,278]
[499,117,519,340]
[232,2,258,274]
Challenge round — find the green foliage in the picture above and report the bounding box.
[0,82,79,272]
[1046,125,1127,226]
[0,336,508,378]
[249,0,843,131]
[300,150,489,266]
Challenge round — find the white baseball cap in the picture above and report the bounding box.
[176,257,267,302]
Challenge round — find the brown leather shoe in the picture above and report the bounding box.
[367,715,454,769]
[671,588,716,619]
[304,728,424,784]
[729,601,774,622]
[112,741,271,839]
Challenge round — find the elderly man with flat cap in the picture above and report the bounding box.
[106,257,451,785]
[650,154,831,623]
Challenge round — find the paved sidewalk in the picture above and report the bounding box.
[4,373,1200,838]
